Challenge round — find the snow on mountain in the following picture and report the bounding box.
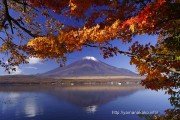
[82,56,97,61]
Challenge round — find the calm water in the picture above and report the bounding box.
[0,85,172,120]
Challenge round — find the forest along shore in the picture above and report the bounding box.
[0,84,144,92]
[0,75,143,85]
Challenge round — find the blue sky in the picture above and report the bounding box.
[0,5,158,75]
[0,34,158,75]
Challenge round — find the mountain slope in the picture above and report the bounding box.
[41,56,137,77]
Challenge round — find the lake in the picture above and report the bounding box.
[0,85,172,120]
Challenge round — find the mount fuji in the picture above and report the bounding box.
[41,56,137,77]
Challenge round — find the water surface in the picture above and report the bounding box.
[0,85,172,120]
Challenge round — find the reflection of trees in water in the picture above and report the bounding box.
[140,73,180,119]
[46,86,143,109]
[0,85,59,91]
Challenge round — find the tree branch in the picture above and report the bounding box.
[3,0,14,34]
[11,0,38,12]
[83,43,135,57]
[134,56,180,75]
[84,43,180,74]
[2,0,40,38]
[10,16,39,38]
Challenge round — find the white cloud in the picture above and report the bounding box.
[28,57,42,64]
[25,66,38,70]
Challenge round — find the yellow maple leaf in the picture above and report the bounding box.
[130,24,135,32]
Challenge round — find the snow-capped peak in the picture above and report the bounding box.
[83,56,97,61]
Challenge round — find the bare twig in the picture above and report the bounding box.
[3,0,14,34]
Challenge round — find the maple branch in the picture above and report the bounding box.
[12,0,38,12]
[84,43,180,74]
[0,13,7,29]
[2,0,39,38]
[3,0,14,34]
[0,37,5,42]
[10,16,39,38]
[134,56,180,75]
[83,43,134,57]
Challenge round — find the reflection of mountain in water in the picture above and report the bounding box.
[48,86,144,113]
[0,85,144,114]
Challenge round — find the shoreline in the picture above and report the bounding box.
[0,76,143,85]
[0,84,145,92]
[0,75,144,85]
